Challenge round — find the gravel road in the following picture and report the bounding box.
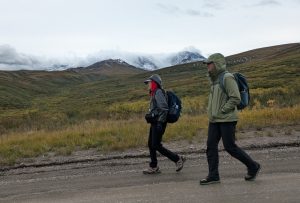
[1,146,299,203]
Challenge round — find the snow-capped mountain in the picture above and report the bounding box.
[0,44,206,71]
[129,51,205,70]
[169,51,205,66]
[67,59,144,75]
[133,56,158,70]
[51,51,206,71]
[70,59,135,71]
[88,59,131,68]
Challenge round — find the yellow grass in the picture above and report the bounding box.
[1,105,299,166]
[238,105,300,129]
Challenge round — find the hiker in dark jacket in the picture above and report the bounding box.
[200,53,261,185]
[143,74,186,174]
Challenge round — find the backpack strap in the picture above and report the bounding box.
[218,71,229,96]
[160,88,168,103]
[152,88,168,106]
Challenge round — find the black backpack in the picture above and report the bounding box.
[164,91,182,123]
[219,71,250,110]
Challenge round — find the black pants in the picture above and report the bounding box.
[148,123,179,168]
[206,122,257,179]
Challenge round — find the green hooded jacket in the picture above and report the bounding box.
[205,53,241,123]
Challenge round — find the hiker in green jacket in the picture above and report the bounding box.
[200,53,261,185]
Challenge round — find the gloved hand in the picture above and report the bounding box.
[156,122,164,134]
[145,113,156,123]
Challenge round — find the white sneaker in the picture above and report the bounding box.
[143,167,161,174]
[176,156,186,172]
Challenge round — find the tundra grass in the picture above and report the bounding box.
[1,45,299,132]
[1,105,299,166]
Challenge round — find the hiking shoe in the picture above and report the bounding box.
[245,163,261,181]
[176,156,186,172]
[143,167,161,174]
[200,177,220,185]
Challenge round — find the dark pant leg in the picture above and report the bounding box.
[149,123,179,167]
[220,122,257,170]
[148,126,158,168]
[206,122,222,179]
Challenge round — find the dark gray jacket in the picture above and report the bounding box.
[149,89,168,123]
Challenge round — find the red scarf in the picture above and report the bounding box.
[149,81,158,96]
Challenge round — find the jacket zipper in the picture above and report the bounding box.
[210,85,214,118]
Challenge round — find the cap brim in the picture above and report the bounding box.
[202,59,213,64]
[144,79,151,84]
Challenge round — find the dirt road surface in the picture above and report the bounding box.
[1,146,299,203]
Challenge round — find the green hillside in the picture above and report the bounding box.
[0,43,299,134]
[0,43,300,166]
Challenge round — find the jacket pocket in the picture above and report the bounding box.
[212,87,228,119]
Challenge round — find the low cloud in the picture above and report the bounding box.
[0,44,84,71]
[0,45,41,70]
[0,44,204,71]
[83,47,204,70]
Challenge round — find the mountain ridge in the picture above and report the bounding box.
[68,59,145,75]
[226,43,300,66]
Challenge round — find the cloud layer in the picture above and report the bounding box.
[0,45,41,69]
[0,45,204,71]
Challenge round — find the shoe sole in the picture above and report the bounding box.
[200,180,221,185]
[245,165,261,181]
[176,156,186,172]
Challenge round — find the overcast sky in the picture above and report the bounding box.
[0,0,299,70]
